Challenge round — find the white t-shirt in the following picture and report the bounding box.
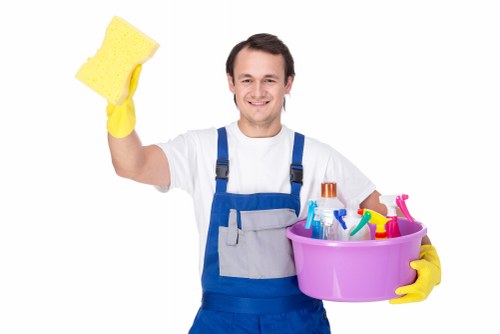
[156,122,376,273]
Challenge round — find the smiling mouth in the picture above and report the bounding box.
[248,101,269,106]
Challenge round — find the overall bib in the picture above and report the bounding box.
[189,127,331,334]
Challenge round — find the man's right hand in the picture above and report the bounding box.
[106,64,142,138]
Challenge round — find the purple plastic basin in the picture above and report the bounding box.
[286,218,426,302]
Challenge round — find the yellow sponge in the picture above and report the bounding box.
[75,16,159,105]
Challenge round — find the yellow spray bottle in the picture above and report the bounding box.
[357,209,390,240]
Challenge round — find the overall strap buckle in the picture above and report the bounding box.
[290,164,303,185]
[290,132,305,201]
[216,159,229,180]
[215,127,229,193]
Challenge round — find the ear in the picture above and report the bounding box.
[227,74,235,94]
[285,76,294,94]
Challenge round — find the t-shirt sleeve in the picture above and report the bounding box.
[325,148,376,206]
[154,128,217,195]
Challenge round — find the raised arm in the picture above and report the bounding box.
[106,65,170,188]
[108,133,170,187]
[75,17,167,187]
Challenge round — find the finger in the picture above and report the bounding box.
[410,259,425,271]
[131,64,143,80]
[390,293,418,304]
[129,64,143,95]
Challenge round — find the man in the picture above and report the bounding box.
[105,33,441,333]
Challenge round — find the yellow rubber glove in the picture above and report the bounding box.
[105,64,142,138]
[390,244,441,304]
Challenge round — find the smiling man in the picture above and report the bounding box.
[228,45,293,138]
[104,33,441,334]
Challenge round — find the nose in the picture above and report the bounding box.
[251,82,265,98]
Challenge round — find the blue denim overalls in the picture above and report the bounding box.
[189,127,331,333]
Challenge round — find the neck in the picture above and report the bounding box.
[237,119,282,138]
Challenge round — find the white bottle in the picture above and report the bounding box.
[320,208,335,240]
[344,200,371,241]
[317,182,345,240]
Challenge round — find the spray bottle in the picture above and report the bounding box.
[317,182,344,210]
[305,200,323,239]
[358,208,390,240]
[343,200,371,241]
[396,194,415,222]
[311,207,323,239]
[320,209,336,240]
[317,182,345,240]
[325,209,348,240]
[350,211,372,239]
[379,195,402,238]
[305,200,317,229]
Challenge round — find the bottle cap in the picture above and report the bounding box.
[321,182,337,198]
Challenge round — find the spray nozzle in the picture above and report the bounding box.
[358,208,390,240]
[379,195,398,217]
[305,200,317,229]
[334,209,347,230]
[396,194,415,222]
[350,211,371,237]
[379,195,402,237]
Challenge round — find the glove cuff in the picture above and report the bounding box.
[420,244,441,285]
[106,99,136,138]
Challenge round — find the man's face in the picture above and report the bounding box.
[228,47,293,136]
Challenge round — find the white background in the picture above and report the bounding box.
[1,0,499,333]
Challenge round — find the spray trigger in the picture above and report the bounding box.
[334,209,347,230]
[396,194,415,222]
[358,208,390,239]
[350,211,371,237]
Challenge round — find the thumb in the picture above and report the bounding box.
[128,64,143,97]
[394,285,411,296]
[389,294,412,305]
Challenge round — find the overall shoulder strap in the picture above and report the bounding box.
[290,132,305,198]
[215,127,229,193]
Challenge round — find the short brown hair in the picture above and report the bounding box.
[226,33,295,85]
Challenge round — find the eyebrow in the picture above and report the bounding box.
[237,73,281,80]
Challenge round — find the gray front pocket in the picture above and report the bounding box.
[218,208,297,279]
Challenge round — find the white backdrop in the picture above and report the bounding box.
[1,0,499,333]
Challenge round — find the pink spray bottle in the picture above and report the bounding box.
[379,195,402,238]
[396,194,415,222]
[379,194,416,238]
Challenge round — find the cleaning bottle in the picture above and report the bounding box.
[396,194,415,222]
[320,208,336,240]
[358,208,390,240]
[317,182,345,240]
[317,182,344,210]
[305,200,317,229]
[319,209,348,240]
[311,207,323,239]
[343,200,371,241]
[350,211,372,239]
[379,195,402,238]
